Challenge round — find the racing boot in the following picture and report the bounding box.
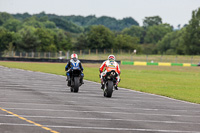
[101,78,105,89]
[67,81,71,86]
[80,78,84,84]
[67,75,71,86]
[114,81,119,90]
[101,83,105,89]
[81,73,84,84]
[114,85,118,90]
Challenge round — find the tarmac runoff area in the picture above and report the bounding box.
[0,66,200,133]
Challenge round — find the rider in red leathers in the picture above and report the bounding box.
[99,55,121,90]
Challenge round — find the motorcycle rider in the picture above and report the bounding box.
[99,55,121,90]
[65,54,84,86]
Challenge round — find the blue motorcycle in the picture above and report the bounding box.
[67,65,83,93]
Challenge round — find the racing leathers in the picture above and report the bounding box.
[99,60,121,90]
[65,59,84,86]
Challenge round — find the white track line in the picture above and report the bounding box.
[0,91,196,105]
[0,101,199,110]
[0,102,199,113]
[1,107,200,118]
[0,114,199,125]
[0,123,199,133]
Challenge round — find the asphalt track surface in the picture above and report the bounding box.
[0,66,200,133]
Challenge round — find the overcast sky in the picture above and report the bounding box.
[0,0,199,27]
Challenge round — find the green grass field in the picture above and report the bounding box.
[0,61,200,104]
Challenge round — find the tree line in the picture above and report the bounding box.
[0,9,200,55]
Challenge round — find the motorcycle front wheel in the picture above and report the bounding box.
[73,77,79,93]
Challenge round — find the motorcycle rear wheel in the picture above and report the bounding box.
[104,80,113,98]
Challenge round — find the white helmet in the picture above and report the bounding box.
[71,54,78,61]
[108,55,115,62]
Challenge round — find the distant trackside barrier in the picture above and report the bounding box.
[121,61,198,67]
[0,57,121,64]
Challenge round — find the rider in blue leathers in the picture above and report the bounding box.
[65,54,84,86]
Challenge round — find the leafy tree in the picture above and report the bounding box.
[12,12,139,32]
[65,15,96,26]
[17,26,41,51]
[45,44,57,52]
[43,21,56,29]
[157,28,185,54]
[12,32,23,51]
[86,25,114,49]
[35,28,54,52]
[49,17,83,33]
[34,12,47,21]
[75,34,88,50]
[184,8,200,55]
[86,16,139,31]
[120,17,138,26]
[143,16,162,28]
[0,27,14,52]
[114,34,139,50]
[23,17,44,28]
[45,13,139,31]
[3,11,200,55]
[12,12,31,21]
[0,12,13,26]
[37,16,49,22]
[144,24,173,44]
[54,29,72,51]
[141,44,157,54]
[3,19,22,32]
[87,16,118,30]
[122,25,145,43]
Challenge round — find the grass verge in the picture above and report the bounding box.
[0,61,200,104]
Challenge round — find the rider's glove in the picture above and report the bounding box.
[99,74,101,78]
[99,69,102,73]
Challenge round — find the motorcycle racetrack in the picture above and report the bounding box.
[0,66,200,133]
